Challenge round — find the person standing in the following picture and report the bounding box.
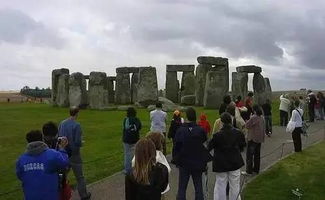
[122,107,142,174]
[307,90,317,122]
[42,121,59,149]
[290,100,304,152]
[244,105,265,175]
[168,110,183,164]
[208,112,246,200]
[198,113,211,136]
[16,130,69,200]
[58,107,91,200]
[279,94,290,126]
[241,92,254,121]
[125,138,169,200]
[316,92,325,120]
[150,102,167,154]
[262,99,272,136]
[219,95,232,115]
[175,107,212,200]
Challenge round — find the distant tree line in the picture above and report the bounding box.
[20,86,51,98]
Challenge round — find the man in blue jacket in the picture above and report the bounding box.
[175,107,212,200]
[16,130,69,200]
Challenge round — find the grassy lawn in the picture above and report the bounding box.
[243,141,325,200]
[0,100,280,199]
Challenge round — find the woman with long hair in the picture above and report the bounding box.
[125,138,169,200]
[167,110,183,164]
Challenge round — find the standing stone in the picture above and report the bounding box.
[204,71,228,109]
[136,67,158,106]
[51,68,69,105]
[107,77,115,104]
[56,74,69,107]
[69,72,88,107]
[88,72,108,109]
[195,64,212,106]
[115,73,131,104]
[180,71,195,98]
[165,71,179,103]
[264,77,272,101]
[253,73,267,105]
[131,72,139,103]
[232,72,248,100]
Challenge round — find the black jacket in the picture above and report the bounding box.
[123,117,142,144]
[174,122,212,171]
[262,103,272,116]
[208,125,246,172]
[125,163,168,200]
[168,118,182,139]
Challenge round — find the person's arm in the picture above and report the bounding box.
[207,122,211,135]
[245,116,257,129]
[74,124,82,147]
[167,120,175,139]
[174,129,182,155]
[137,118,142,131]
[15,159,23,181]
[125,175,136,200]
[156,164,169,193]
[238,131,246,152]
[207,135,216,151]
[46,150,69,173]
[157,151,171,173]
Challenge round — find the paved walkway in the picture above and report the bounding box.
[72,122,325,200]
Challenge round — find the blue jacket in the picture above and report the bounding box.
[174,122,212,171]
[58,118,82,156]
[16,141,69,200]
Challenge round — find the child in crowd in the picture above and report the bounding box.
[168,110,183,164]
[198,113,211,136]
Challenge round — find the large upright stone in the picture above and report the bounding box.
[237,65,262,73]
[56,74,69,107]
[264,77,272,101]
[107,77,115,104]
[181,71,196,98]
[195,64,212,106]
[203,71,228,109]
[51,68,69,105]
[69,72,88,107]
[165,71,179,103]
[115,73,131,104]
[197,56,228,65]
[166,65,195,72]
[232,72,248,99]
[136,67,158,106]
[131,72,139,103]
[116,67,139,74]
[88,72,108,109]
[253,73,267,105]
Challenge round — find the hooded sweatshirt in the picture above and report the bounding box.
[16,141,69,200]
[197,114,211,135]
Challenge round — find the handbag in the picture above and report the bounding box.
[296,109,309,136]
[286,120,296,134]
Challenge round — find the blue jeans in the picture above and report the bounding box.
[264,115,272,134]
[123,143,135,174]
[177,167,204,200]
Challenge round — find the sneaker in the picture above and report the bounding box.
[81,192,91,200]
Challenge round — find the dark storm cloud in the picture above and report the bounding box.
[0,9,65,48]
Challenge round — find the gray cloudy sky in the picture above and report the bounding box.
[0,0,324,91]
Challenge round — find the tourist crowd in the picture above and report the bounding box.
[16,90,318,200]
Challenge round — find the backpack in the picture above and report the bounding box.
[296,109,309,136]
[123,118,139,144]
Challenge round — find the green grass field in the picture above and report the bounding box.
[243,141,325,200]
[0,100,280,199]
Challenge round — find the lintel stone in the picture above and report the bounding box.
[236,65,262,73]
[166,65,195,72]
[116,67,139,74]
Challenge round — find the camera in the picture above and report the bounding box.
[57,137,65,145]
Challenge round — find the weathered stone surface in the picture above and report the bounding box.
[231,72,248,100]
[253,73,267,105]
[203,71,229,109]
[56,74,69,107]
[159,97,178,112]
[165,71,179,103]
[180,71,195,98]
[115,73,131,104]
[181,95,196,105]
[264,77,272,101]
[117,105,133,111]
[88,72,108,109]
[107,79,115,104]
[197,56,228,65]
[52,68,69,105]
[166,65,195,72]
[116,67,139,74]
[236,65,262,73]
[107,76,116,81]
[195,64,212,106]
[136,67,158,106]
[69,72,88,107]
[131,72,139,103]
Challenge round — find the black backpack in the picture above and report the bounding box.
[123,118,139,144]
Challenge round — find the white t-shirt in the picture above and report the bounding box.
[150,109,167,133]
[291,108,303,128]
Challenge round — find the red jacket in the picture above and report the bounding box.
[198,114,211,135]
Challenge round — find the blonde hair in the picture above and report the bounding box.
[146,132,164,151]
[133,138,156,185]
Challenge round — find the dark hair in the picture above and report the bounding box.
[156,102,162,108]
[186,107,197,122]
[127,107,137,117]
[26,130,43,143]
[248,92,254,97]
[220,112,232,125]
[226,104,236,117]
[42,121,58,137]
[253,104,263,116]
[70,106,80,117]
[299,96,303,100]
[236,96,242,101]
[223,95,232,105]
[294,100,300,108]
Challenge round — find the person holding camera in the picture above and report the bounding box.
[58,107,91,200]
[16,130,69,200]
